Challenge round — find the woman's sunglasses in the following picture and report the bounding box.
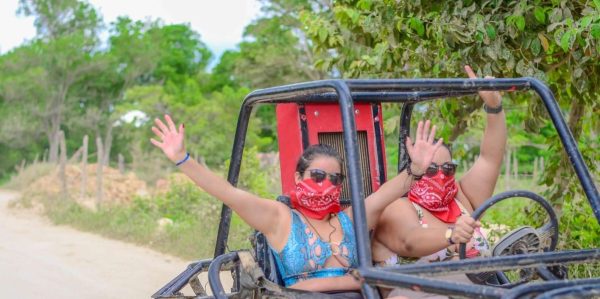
[308,169,345,186]
[426,162,458,177]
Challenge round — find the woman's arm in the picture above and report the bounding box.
[458,66,507,210]
[376,199,479,257]
[151,115,288,238]
[362,120,442,230]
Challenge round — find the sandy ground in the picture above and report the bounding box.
[0,189,226,299]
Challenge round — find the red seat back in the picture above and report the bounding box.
[276,103,387,200]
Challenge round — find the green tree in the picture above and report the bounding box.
[302,0,599,247]
[0,0,103,163]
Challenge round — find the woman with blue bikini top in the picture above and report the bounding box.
[151,114,443,297]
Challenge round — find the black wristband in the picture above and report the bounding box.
[406,164,423,180]
[484,103,503,114]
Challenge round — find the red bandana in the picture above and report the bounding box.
[408,171,461,223]
[290,178,341,220]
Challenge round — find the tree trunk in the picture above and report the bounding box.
[48,130,60,164]
[102,124,114,166]
[96,136,104,206]
[16,160,26,174]
[59,130,68,199]
[47,98,64,163]
[449,102,480,142]
[80,135,88,200]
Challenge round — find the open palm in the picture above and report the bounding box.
[151,115,186,163]
[406,120,443,174]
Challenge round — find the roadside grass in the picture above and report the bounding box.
[20,180,254,261]
[5,163,598,279]
[4,147,272,261]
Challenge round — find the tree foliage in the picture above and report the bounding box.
[301,0,599,248]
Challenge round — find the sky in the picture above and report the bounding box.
[0,0,263,63]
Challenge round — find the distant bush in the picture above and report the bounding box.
[3,162,55,191]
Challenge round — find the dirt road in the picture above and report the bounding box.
[0,190,194,299]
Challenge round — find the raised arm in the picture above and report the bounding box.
[362,120,443,230]
[150,115,288,238]
[459,66,507,210]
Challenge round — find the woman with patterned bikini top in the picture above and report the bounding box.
[151,112,444,298]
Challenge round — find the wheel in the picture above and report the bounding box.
[458,190,561,288]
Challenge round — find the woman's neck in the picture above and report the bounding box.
[301,212,334,223]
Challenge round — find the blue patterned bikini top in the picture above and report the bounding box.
[269,209,358,287]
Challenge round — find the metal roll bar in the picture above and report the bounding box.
[204,78,598,299]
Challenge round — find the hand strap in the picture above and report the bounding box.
[175,152,191,166]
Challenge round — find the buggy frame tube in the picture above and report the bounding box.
[208,252,240,299]
[397,103,414,172]
[502,278,600,299]
[212,80,381,298]
[527,283,600,299]
[529,79,600,220]
[360,268,505,299]
[378,249,600,276]
[152,259,213,298]
[209,78,599,296]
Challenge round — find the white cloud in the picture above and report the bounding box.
[0,1,36,53]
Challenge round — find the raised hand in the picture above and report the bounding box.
[405,120,443,175]
[150,115,187,163]
[464,65,502,108]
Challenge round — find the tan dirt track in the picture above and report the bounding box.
[0,189,216,299]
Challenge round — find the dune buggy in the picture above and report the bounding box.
[152,78,600,298]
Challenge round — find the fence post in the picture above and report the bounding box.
[81,135,88,200]
[504,149,511,190]
[118,153,125,174]
[512,150,519,182]
[18,159,26,174]
[533,156,539,182]
[59,130,68,199]
[96,136,104,206]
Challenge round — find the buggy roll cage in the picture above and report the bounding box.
[154,78,600,299]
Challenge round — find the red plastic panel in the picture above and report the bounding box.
[276,103,387,196]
